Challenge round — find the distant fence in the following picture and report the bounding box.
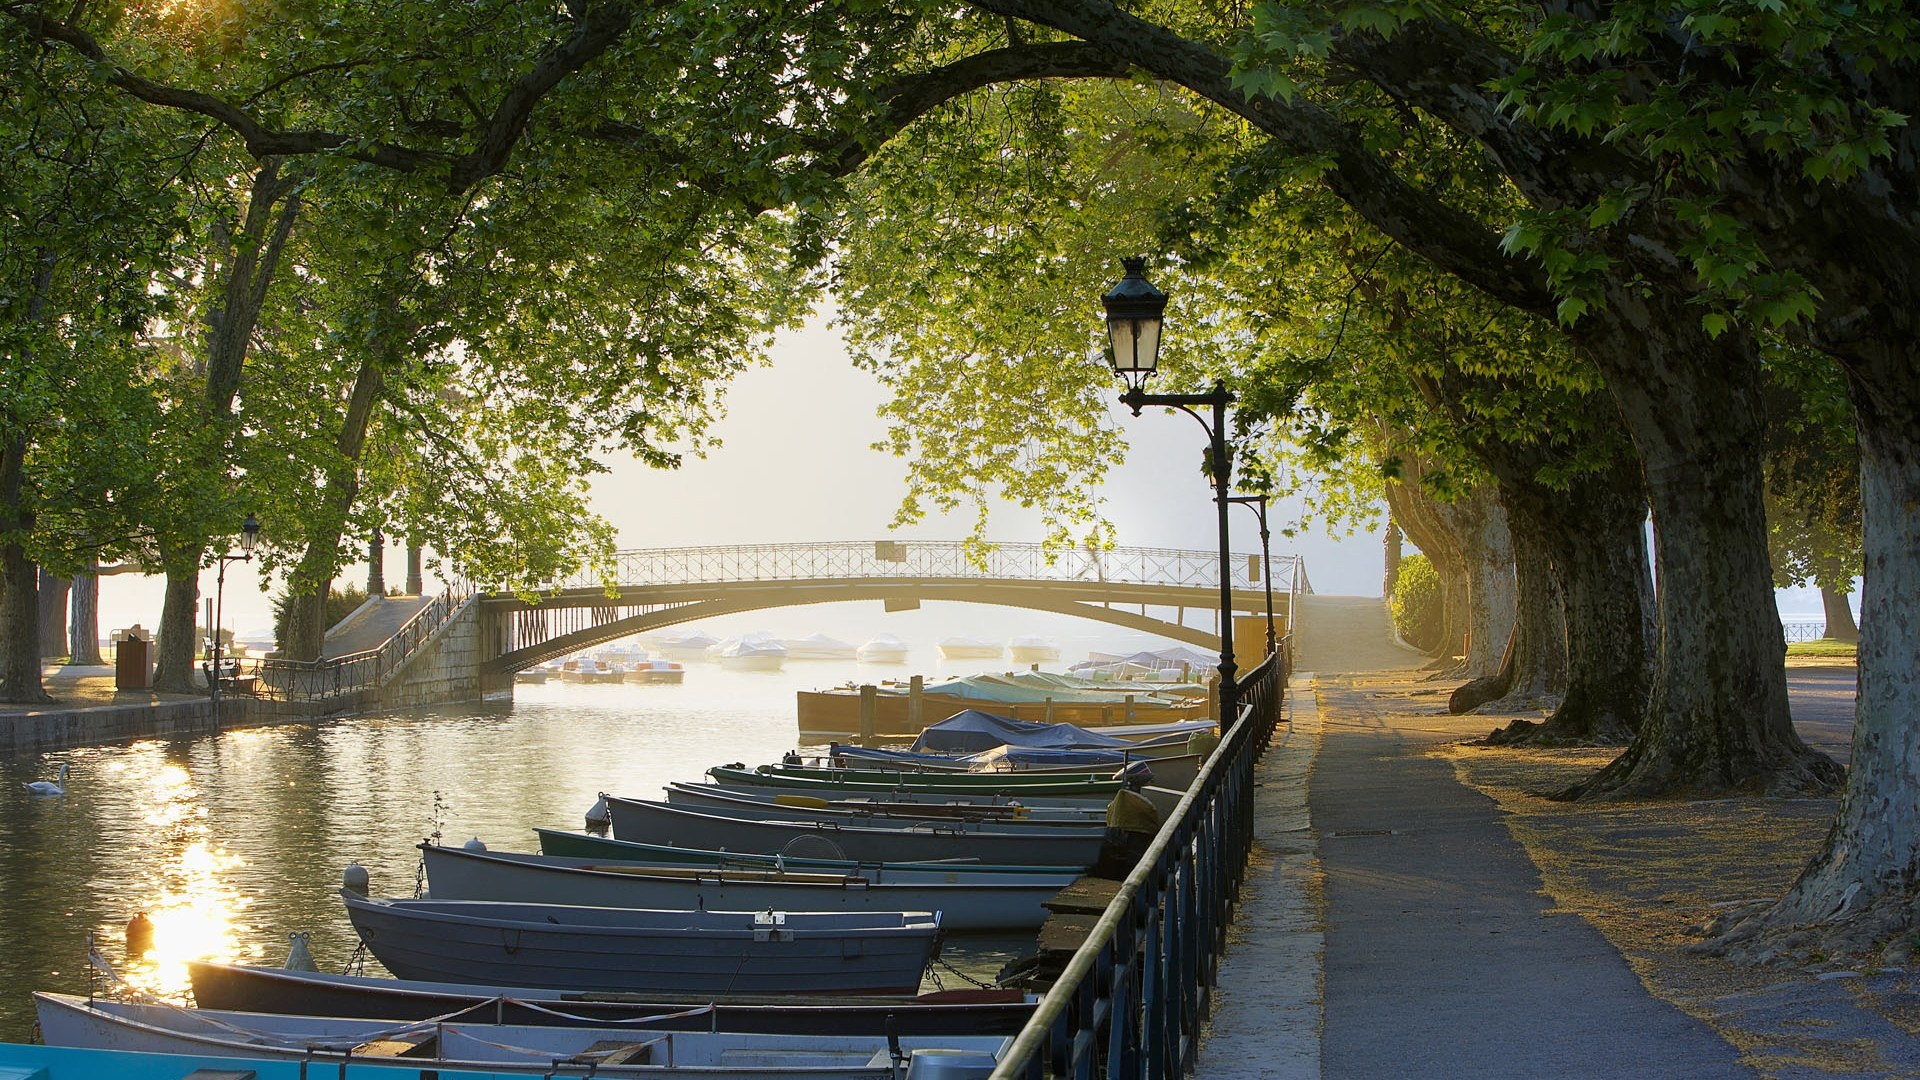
[1783,621,1828,643]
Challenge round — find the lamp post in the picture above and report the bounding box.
[209,513,260,729]
[1101,257,1240,723]
[1228,493,1279,658]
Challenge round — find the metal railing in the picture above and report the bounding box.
[991,636,1292,1079]
[253,587,474,706]
[1782,621,1830,644]
[533,541,1303,595]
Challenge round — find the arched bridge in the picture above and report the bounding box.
[479,540,1305,676]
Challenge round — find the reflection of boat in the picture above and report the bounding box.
[418,843,1066,932]
[856,633,910,663]
[936,636,1003,660]
[340,892,941,996]
[1007,636,1060,664]
[186,959,1036,1035]
[33,992,1007,1075]
[622,659,685,684]
[797,671,1214,739]
[559,656,621,683]
[708,634,787,671]
[778,633,857,660]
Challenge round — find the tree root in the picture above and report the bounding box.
[1688,889,1920,970]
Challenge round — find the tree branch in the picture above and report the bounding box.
[969,0,1558,318]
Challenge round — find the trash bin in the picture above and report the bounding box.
[113,626,153,691]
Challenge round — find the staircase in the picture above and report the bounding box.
[323,596,438,659]
[257,589,479,712]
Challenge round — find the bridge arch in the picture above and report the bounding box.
[479,541,1302,675]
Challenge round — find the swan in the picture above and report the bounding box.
[24,763,69,797]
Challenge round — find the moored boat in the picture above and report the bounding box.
[1007,636,1061,664]
[624,658,687,684]
[855,634,911,663]
[652,628,720,660]
[796,671,1213,739]
[533,826,1089,879]
[778,633,858,659]
[662,781,1112,823]
[341,892,941,996]
[709,634,788,671]
[708,762,1142,797]
[187,960,1037,1034]
[419,843,1068,931]
[34,993,1008,1077]
[560,656,623,683]
[935,636,1003,660]
[603,796,1108,867]
[660,776,1113,818]
[0,1042,569,1080]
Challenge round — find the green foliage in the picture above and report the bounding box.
[1389,552,1443,652]
[269,583,369,648]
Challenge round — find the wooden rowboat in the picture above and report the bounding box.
[341,892,941,996]
[185,960,1036,1035]
[604,797,1108,867]
[420,843,1069,932]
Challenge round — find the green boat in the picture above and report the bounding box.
[707,762,1137,797]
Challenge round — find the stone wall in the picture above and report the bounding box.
[0,697,310,756]
[376,599,498,708]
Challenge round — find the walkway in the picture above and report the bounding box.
[1197,598,1907,1078]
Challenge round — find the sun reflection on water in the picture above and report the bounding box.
[109,764,253,999]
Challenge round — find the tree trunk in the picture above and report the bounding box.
[1456,491,1516,679]
[1485,457,1653,745]
[37,568,70,659]
[1559,312,1841,798]
[1382,514,1402,599]
[153,555,202,693]
[1725,354,1920,957]
[405,542,423,595]
[0,258,52,702]
[1454,503,1565,714]
[69,567,103,664]
[283,348,388,661]
[1819,587,1860,643]
[1382,472,1470,661]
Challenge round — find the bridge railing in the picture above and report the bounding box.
[539,541,1302,594]
[991,638,1292,1079]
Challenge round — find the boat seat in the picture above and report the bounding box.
[348,1030,438,1058]
[0,1067,49,1080]
[574,1038,664,1066]
[179,1072,257,1080]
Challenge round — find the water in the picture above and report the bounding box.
[0,612,1190,1041]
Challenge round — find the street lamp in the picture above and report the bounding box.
[1227,493,1279,658]
[209,513,260,729]
[1101,257,1240,722]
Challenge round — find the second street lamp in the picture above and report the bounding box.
[209,513,260,730]
[1228,492,1279,659]
[1101,257,1240,723]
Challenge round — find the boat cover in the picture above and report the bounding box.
[908,710,1141,753]
[830,742,1133,769]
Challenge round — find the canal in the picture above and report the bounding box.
[0,622,1155,1041]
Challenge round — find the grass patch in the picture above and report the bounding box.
[1786,639,1858,659]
